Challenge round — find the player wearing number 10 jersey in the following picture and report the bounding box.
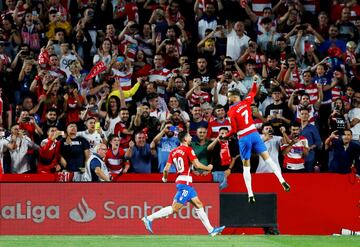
[142,131,225,236]
[227,78,290,203]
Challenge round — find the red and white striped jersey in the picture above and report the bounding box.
[295,82,319,106]
[119,34,138,61]
[331,85,342,101]
[112,68,133,91]
[251,0,272,16]
[149,68,172,95]
[285,67,302,97]
[105,148,129,174]
[112,67,133,102]
[206,118,232,139]
[114,122,132,151]
[281,136,308,170]
[188,91,211,108]
[166,145,197,185]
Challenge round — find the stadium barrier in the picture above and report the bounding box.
[0,173,359,235]
[0,183,219,235]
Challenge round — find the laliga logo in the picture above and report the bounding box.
[69,197,96,223]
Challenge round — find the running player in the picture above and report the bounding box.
[141,131,225,236]
[226,76,290,203]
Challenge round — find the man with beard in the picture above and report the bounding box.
[40,108,63,140]
[148,54,172,97]
[60,122,90,180]
[166,75,188,110]
[133,102,160,142]
[114,108,133,151]
[189,105,208,141]
[150,123,180,173]
[289,91,322,126]
[265,87,292,135]
[189,57,216,92]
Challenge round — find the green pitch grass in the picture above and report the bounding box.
[0,235,359,247]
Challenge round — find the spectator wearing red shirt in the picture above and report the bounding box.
[114,108,133,151]
[63,82,84,125]
[105,134,130,179]
[18,110,43,141]
[37,126,62,174]
[207,105,231,140]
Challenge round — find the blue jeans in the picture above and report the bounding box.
[212,171,228,190]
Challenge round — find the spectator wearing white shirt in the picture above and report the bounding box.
[257,17,281,53]
[195,2,222,40]
[6,124,39,174]
[226,21,250,61]
[257,123,283,173]
[348,92,360,142]
[77,117,106,153]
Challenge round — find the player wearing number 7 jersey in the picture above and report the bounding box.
[226,77,290,203]
[142,131,225,236]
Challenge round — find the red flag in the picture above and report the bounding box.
[85,61,107,81]
[38,49,49,68]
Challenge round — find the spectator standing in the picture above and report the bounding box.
[265,87,292,135]
[60,122,90,179]
[206,104,231,140]
[208,127,238,189]
[6,124,39,174]
[256,123,283,174]
[299,108,322,172]
[77,117,106,153]
[105,135,130,178]
[281,122,309,172]
[325,129,360,174]
[226,21,250,61]
[37,126,62,174]
[83,143,111,182]
[125,132,153,173]
[150,123,180,173]
[348,92,360,141]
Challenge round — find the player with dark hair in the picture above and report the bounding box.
[226,77,290,203]
[142,131,225,236]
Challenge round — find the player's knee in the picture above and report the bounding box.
[242,160,251,167]
[172,205,180,213]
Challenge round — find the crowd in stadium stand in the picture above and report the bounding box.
[0,0,359,181]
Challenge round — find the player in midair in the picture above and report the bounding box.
[141,131,225,236]
[226,76,290,203]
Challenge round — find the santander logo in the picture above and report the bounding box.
[69,197,96,223]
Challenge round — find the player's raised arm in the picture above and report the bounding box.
[244,76,259,104]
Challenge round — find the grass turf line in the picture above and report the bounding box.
[0,235,359,247]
